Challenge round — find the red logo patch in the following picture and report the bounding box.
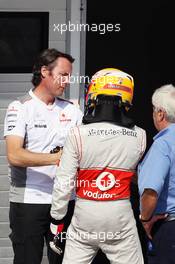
[8,106,18,112]
[60,112,71,122]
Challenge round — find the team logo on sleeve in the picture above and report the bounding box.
[8,106,18,112]
[7,125,16,131]
[7,106,19,131]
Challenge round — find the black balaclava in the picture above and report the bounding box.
[83,94,135,128]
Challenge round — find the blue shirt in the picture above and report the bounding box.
[138,124,175,214]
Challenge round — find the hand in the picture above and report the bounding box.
[50,221,65,255]
[50,147,63,166]
[50,146,63,154]
[141,214,168,239]
[50,201,75,254]
[55,149,63,166]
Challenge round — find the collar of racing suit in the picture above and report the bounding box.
[83,95,135,129]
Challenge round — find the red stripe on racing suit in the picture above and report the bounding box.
[76,168,134,201]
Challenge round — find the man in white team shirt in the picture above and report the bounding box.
[4,49,82,264]
[50,68,146,264]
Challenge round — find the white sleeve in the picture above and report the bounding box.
[4,100,26,138]
[140,129,147,157]
[51,128,79,220]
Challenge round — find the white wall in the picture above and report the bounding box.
[0,0,69,263]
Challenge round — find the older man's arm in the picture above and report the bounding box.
[140,189,167,239]
[140,188,158,221]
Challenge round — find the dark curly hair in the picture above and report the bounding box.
[31,49,75,87]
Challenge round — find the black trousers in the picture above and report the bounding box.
[148,219,175,264]
[9,201,75,264]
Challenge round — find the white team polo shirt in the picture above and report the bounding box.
[4,89,82,204]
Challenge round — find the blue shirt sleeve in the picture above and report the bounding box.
[138,139,170,197]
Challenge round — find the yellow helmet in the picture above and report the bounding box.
[85,68,134,108]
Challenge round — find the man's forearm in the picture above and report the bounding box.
[8,148,62,167]
[140,189,158,220]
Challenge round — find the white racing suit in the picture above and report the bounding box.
[51,122,146,264]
